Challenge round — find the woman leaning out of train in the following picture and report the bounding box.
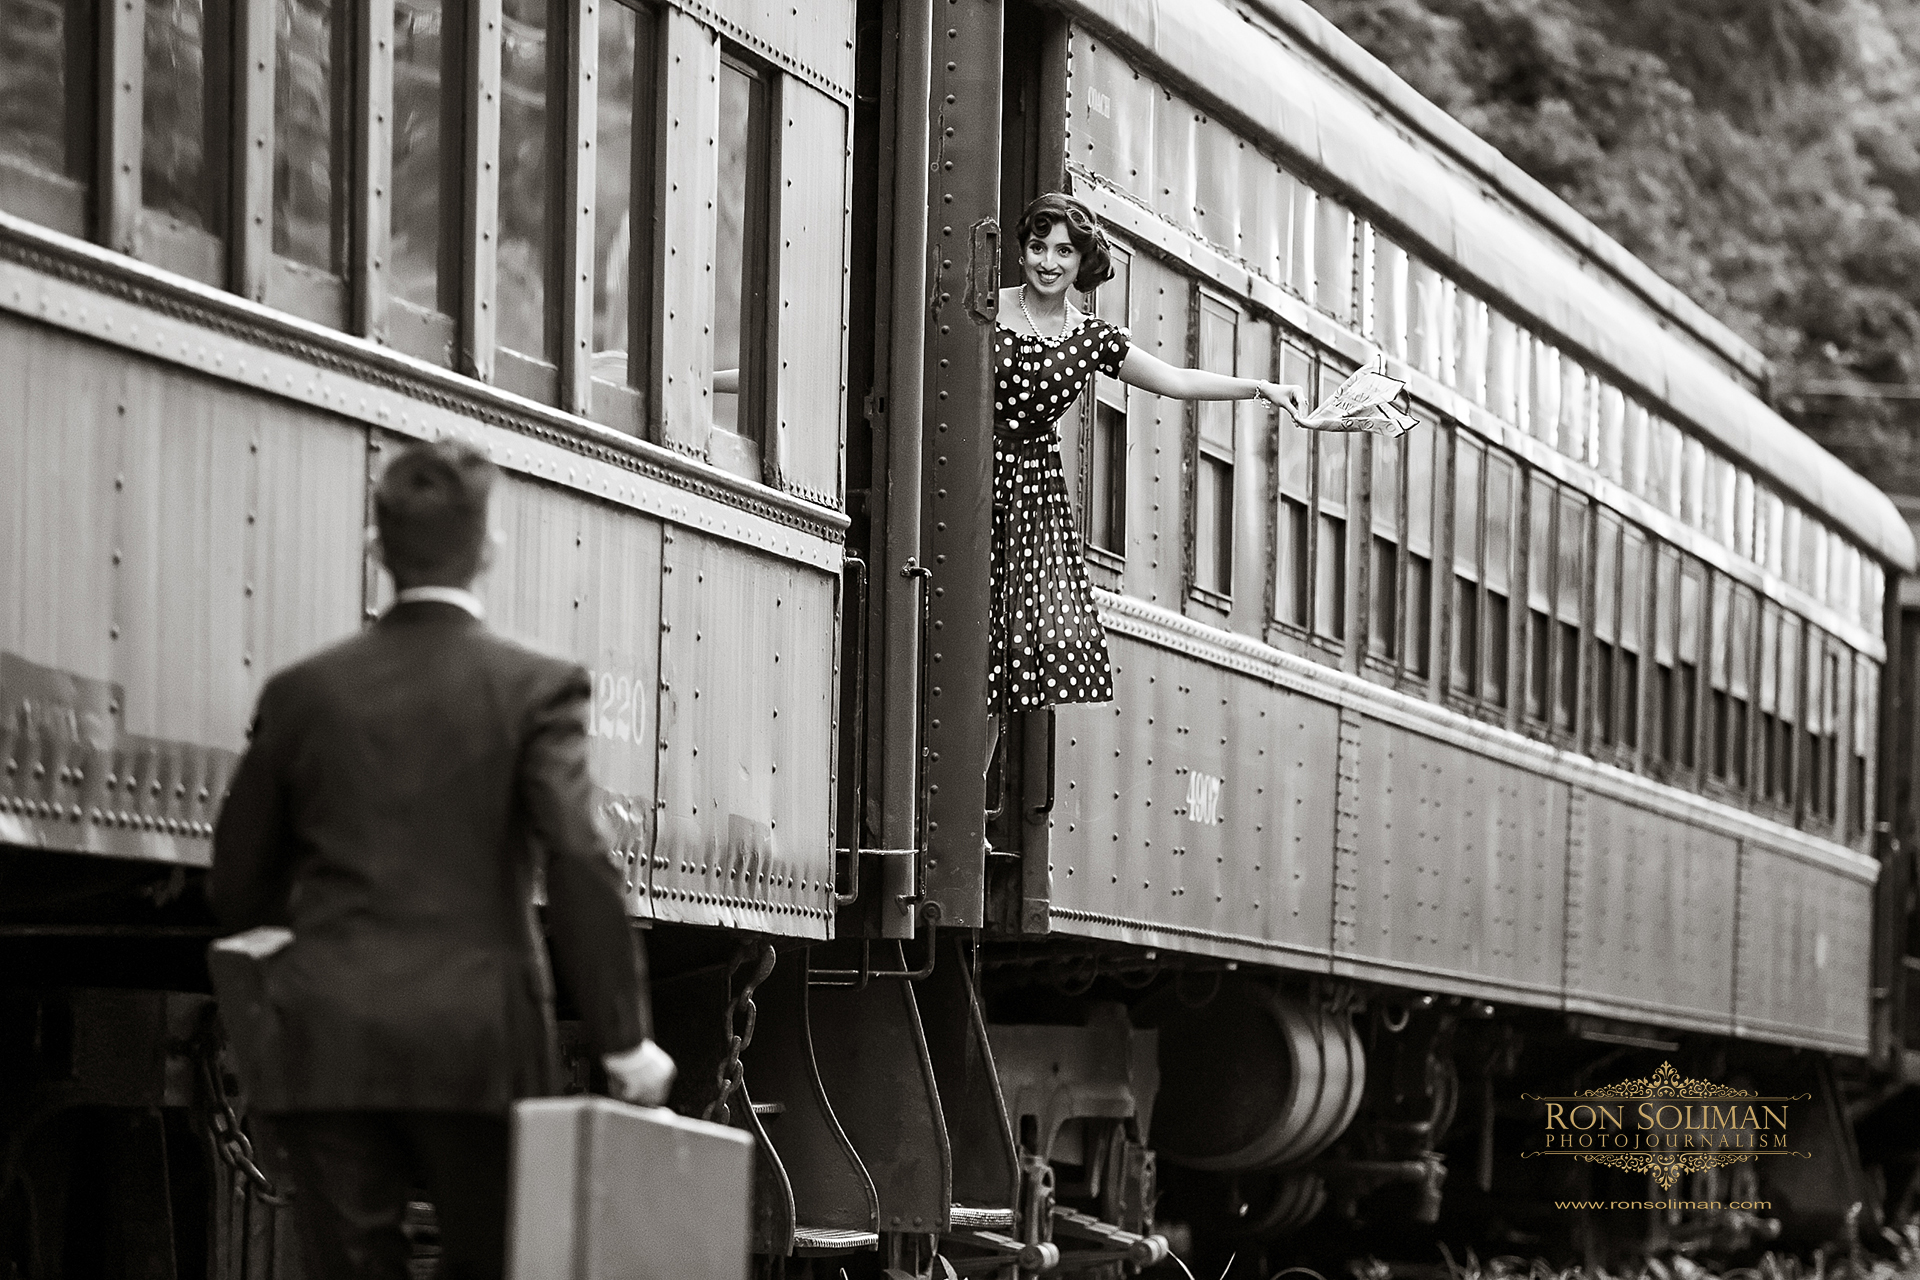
[985,192,1373,783]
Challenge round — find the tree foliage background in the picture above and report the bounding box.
[1303,0,1920,490]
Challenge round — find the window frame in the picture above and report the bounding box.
[1079,239,1132,574]
[585,0,662,434]
[705,42,777,479]
[1187,286,1241,610]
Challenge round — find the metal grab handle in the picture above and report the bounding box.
[834,556,870,907]
[1028,713,1057,819]
[807,904,939,987]
[966,218,1000,326]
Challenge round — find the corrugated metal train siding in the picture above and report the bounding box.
[1050,632,1338,963]
[2,320,843,944]
[652,529,837,936]
[1048,617,1873,1051]
[0,314,363,862]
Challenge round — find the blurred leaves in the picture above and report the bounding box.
[1306,0,1920,484]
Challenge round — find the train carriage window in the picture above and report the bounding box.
[1622,400,1649,497]
[1774,614,1789,805]
[1735,470,1755,561]
[269,0,350,323]
[1483,453,1515,708]
[1404,419,1435,678]
[1594,513,1621,747]
[140,0,234,285]
[1783,504,1804,589]
[1555,490,1588,733]
[1368,430,1403,662]
[1273,340,1312,629]
[1811,641,1841,825]
[390,0,464,363]
[1526,476,1553,724]
[1852,658,1876,836]
[493,0,560,398]
[1373,234,1408,361]
[1762,489,1785,577]
[1529,340,1557,446]
[1619,528,1647,751]
[1727,586,1755,788]
[1709,575,1731,782]
[1758,603,1781,801]
[1407,258,1443,377]
[1681,437,1704,529]
[1709,455,1736,546]
[1453,289,1488,406]
[1312,194,1354,322]
[1450,433,1483,696]
[589,0,658,429]
[0,0,94,235]
[1827,533,1848,613]
[1650,547,1678,767]
[1778,613,1802,807]
[1805,519,1827,601]
[1486,312,1518,425]
[1597,385,1625,485]
[1314,375,1351,644]
[1677,559,1703,771]
[1193,293,1239,600]
[712,49,774,456]
[1568,363,1595,465]
[1086,243,1131,556]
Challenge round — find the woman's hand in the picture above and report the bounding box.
[1254,381,1305,413]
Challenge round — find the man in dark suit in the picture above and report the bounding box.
[211,438,674,1278]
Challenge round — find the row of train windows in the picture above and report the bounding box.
[1080,249,1877,840]
[1285,190,1881,633]
[1070,41,1882,633]
[0,0,772,457]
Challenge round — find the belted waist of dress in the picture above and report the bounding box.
[993,420,1057,442]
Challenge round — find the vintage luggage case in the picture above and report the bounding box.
[508,1096,753,1280]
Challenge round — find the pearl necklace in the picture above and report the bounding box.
[1019,285,1072,347]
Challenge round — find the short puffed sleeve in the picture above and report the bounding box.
[1094,321,1131,379]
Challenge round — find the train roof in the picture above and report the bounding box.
[1052,0,1918,571]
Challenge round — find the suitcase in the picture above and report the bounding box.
[508,1096,754,1280]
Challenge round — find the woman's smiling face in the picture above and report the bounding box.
[1022,221,1080,300]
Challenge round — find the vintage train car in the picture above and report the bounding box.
[0,0,870,1270]
[879,0,1920,1264]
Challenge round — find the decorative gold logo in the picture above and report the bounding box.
[1519,1063,1811,1190]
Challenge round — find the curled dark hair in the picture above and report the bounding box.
[1016,193,1115,292]
[375,438,498,583]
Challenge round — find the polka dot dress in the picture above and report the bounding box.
[990,315,1130,713]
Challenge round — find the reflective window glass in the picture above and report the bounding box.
[391,0,461,316]
[0,0,93,233]
[497,0,552,363]
[713,53,770,439]
[142,0,232,279]
[272,0,346,274]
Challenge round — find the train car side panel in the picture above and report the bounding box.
[771,79,850,508]
[0,318,364,865]
[1050,629,1339,965]
[652,529,836,936]
[1342,716,1568,999]
[476,469,667,913]
[1568,793,1737,1030]
[1735,842,1873,1052]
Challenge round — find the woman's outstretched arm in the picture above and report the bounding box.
[1118,346,1303,411]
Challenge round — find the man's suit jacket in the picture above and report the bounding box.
[210,599,647,1113]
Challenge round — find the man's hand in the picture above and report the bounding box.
[603,1038,676,1107]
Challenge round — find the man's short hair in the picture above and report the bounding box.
[374,439,498,583]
